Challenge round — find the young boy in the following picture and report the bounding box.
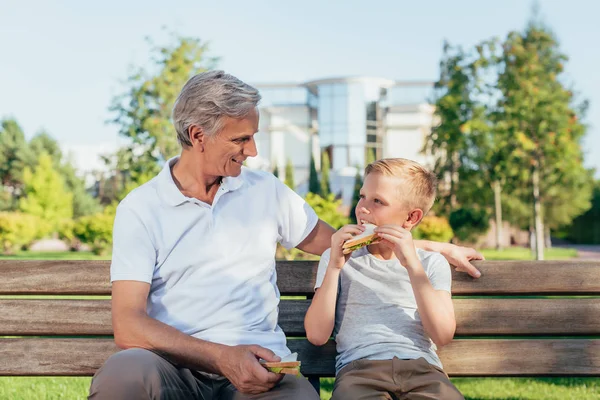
[304,158,464,400]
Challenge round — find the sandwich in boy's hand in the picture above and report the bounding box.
[342,223,380,254]
[259,352,301,375]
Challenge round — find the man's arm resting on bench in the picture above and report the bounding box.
[111,280,283,394]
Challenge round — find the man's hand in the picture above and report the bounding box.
[216,345,283,394]
[330,224,365,269]
[443,245,484,278]
[375,225,419,267]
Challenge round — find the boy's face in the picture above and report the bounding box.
[355,172,419,229]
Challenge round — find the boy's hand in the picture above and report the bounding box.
[330,224,365,269]
[375,225,419,267]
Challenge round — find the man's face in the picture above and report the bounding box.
[203,108,259,177]
[355,172,411,227]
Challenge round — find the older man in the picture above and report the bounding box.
[89,70,482,400]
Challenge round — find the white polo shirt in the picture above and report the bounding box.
[110,156,318,357]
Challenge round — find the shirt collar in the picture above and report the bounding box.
[157,156,245,207]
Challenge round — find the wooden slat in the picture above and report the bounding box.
[1,338,599,376]
[3,298,600,336]
[0,260,111,295]
[2,260,600,295]
[453,298,600,336]
[0,300,112,335]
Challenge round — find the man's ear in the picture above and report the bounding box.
[188,125,206,151]
[404,209,424,230]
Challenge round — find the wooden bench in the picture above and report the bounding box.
[1,259,600,395]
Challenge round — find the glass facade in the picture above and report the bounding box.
[254,78,434,203]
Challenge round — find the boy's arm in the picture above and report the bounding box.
[304,261,341,346]
[404,264,456,347]
[375,225,456,347]
[414,240,483,278]
[304,225,365,346]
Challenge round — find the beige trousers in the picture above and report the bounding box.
[88,348,319,400]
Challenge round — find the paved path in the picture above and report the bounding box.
[557,245,600,260]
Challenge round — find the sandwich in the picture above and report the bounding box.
[260,352,301,375]
[260,360,301,375]
[342,223,380,254]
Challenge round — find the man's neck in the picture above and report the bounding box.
[171,151,222,205]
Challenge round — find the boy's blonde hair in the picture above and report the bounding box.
[365,158,437,214]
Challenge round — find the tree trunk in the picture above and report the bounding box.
[532,165,545,260]
[493,180,503,250]
[450,152,459,209]
[545,226,552,249]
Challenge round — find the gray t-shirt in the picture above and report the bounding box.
[315,246,452,374]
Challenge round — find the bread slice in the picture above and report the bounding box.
[342,224,380,254]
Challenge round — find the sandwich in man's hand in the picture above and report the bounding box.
[260,352,301,375]
[342,223,381,254]
[259,360,301,375]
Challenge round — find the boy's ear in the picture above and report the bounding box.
[404,209,424,230]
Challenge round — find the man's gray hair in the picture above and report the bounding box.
[172,70,261,147]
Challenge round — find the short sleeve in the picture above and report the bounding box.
[275,178,318,249]
[314,248,331,290]
[424,252,452,293]
[110,204,157,283]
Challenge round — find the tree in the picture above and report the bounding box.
[495,18,592,259]
[568,180,600,244]
[349,167,363,224]
[19,153,73,236]
[284,159,295,190]
[0,118,34,197]
[320,151,331,197]
[308,154,320,195]
[109,33,216,176]
[29,132,101,218]
[425,42,477,215]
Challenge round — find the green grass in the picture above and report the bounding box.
[1,248,593,399]
[2,376,599,400]
[481,247,578,260]
[0,251,110,260]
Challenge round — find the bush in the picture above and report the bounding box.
[413,215,454,242]
[0,212,43,254]
[305,193,349,229]
[449,207,490,243]
[276,193,349,261]
[74,212,114,255]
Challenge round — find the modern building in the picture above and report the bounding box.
[248,77,436,206]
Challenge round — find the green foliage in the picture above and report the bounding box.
[0,118,34,195]
[0,212,43,254]
[19,153,73,236]
[284,159,295,190]
[109,34,215,167]
[449,207,490,243]
[568,181,600,244]
[349,168,363,224]
[413,215,454,243]
[74,211,115,255]
[305,192,349,229]
[308,154,320,195]
[320,151,331,197]
[273,165,279,178]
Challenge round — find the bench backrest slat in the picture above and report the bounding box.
[2,260,600,295]
[2,298,600,337]
[1,338,599,377]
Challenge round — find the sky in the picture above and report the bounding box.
[1,0,599,176]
